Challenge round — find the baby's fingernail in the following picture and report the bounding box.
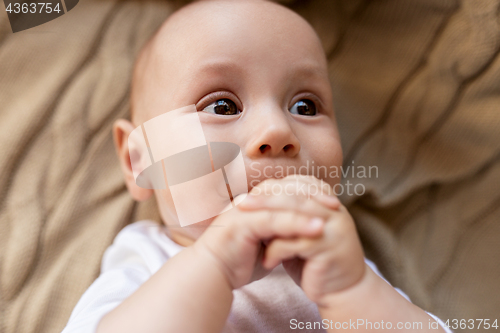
[327,195,340,205]
[318,194,340,207]
[308,217,323,229]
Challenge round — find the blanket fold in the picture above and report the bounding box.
[1,0,499,332]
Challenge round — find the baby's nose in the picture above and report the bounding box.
[245,110,300,158]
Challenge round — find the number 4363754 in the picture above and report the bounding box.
[6,2,61,14]
[444,319,499,330]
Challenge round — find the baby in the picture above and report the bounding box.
[62,0,452,332]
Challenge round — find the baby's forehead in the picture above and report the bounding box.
[149,0,324,64]
[131,0,328,123]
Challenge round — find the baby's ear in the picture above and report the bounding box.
[112,119,154,201]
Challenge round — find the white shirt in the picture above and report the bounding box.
[61,220,452,333]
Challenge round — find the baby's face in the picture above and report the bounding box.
[131,0,342,245]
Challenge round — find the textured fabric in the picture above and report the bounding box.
[60,220,452,333]
[0,0,499,332]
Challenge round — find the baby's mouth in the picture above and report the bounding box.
[228,187,248,205]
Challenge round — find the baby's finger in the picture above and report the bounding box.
[314,193,341,210]
[247,177,340,210]
[280,174,336,199]
[246,210,325,241]
[263,237,322,270]
[239,192,336,220]
[281,174,333,193]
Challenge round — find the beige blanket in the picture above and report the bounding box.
[1,0,499,332]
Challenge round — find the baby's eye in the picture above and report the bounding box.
[289,99,317,116]
[203,99,240,115]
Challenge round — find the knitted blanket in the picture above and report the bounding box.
[0,0,498,332]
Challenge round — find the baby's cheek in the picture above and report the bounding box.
[154,188,178,224]
[311,138,343,188]
[329,140,343,185]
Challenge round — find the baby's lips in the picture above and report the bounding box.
[232,193,248,205]
[217,193,248,216]
[235,192,259,210]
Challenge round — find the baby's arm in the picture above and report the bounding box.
[317,264,446,333]
[96,243,233,333]
[239,175,448,333]
[96,206,323,333]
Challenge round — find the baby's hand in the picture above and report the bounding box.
[192,193,326,291]
[237,175,366,307]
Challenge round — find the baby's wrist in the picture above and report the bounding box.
[191,241,235,291]
[316,262,373,310]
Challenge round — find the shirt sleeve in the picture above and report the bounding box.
[60,266,150,333]
[60,223,159,333]
[365,258,454,333]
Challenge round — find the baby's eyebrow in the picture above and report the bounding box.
[178,60,245,90]
[183,59,328,93]
[286,63,328,81]
[196,60,246,77]
[196,60,326,80]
